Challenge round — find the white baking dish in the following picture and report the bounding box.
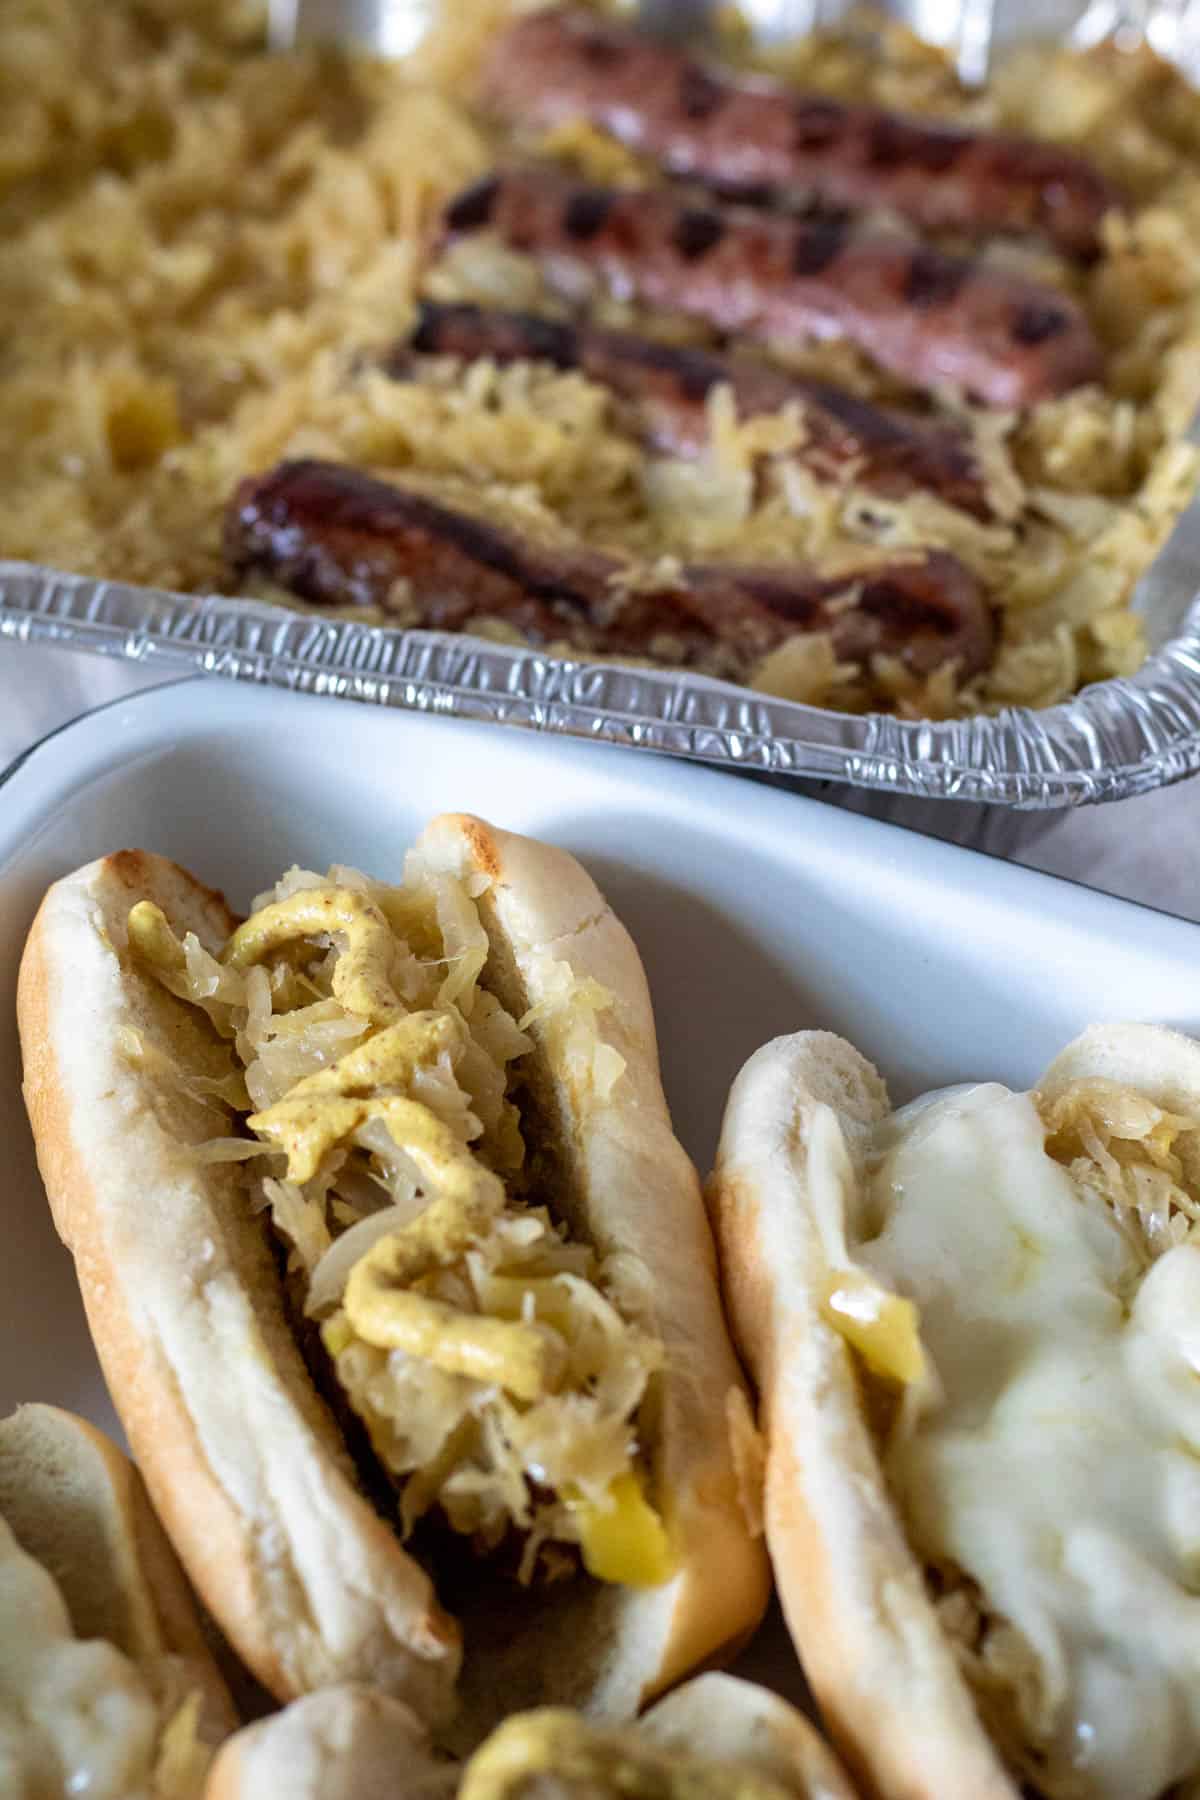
[2,676,1198,1708]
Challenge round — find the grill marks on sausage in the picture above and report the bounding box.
[444,174,501,234]
[867,114,971,174]
[672,206,726,260]
[441,165,1103,408]
[480,6,1122,260]
[679,66,727,122]
[790,213,849,277]
[903,247,969,310]
[225,459,995,680]
[1012,301,1072,345]
[563,188,614,241]
[578,28,625,69]
[399,300,993,519]
[791,99,844,153]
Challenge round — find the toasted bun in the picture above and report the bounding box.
[707,1032,1015,1800]
[17,850,461,1718]
[416,815,770,1744]
[206,1687,456,1800]
[0,1402,237,1743]
[641,1674,859,1799]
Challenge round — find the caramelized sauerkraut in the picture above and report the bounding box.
[127,852,669,1589]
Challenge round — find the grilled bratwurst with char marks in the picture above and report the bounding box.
[400,301,995,520]
[441,167,1103,409]
[225,457,995,681]
[482,6,1122,261]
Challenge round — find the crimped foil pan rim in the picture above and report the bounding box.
[4,559,1200,807]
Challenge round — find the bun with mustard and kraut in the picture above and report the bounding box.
[18,816,769,1747]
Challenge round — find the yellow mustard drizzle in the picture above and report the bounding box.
[337,1188,567,1403]
[279,1010,465,1099]
[127,880,673,1588]
[127,898,188,978]
[251,1090,503,1194]
[224,888,401,1024]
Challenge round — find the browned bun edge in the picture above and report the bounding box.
[417,816,770,1746]
[0,1400,238,1743]
[707,1031,1016,1800]
[17,850,460,1720]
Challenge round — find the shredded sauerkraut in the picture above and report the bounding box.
[518,953,627,1104]
[129,854,669,1588]
[1038,1076,1200,1270]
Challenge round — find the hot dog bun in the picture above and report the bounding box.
[0,1402,237,1797]
[18,818,768,1744]
[708,1032,1002,1799]
[707,1024,1200,1800]
[208,1674,858,1800]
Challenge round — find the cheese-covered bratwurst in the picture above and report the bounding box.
[710,1024,1200,1800]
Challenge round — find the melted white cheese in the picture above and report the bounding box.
[843,1081,1200,1800]
[0,1513,160,1799]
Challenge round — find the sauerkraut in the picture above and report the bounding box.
[1038,1076,1200,1269]
[130,853,670,1588]
[5,2,1200,720]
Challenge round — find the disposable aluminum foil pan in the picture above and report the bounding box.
[5,559,1200,806]
[8,0,1200,809]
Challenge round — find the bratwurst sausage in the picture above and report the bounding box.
[225,457,994,680]
[399,301,994,519]
[441,167,1103,408]
[482,6,1121,261]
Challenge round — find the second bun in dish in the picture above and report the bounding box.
[208,1673,858,1800]
[709,1023,1200,1800]
[206,1686,455,1800]
[17,815,769,1745]
[0,1402,236,1799]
